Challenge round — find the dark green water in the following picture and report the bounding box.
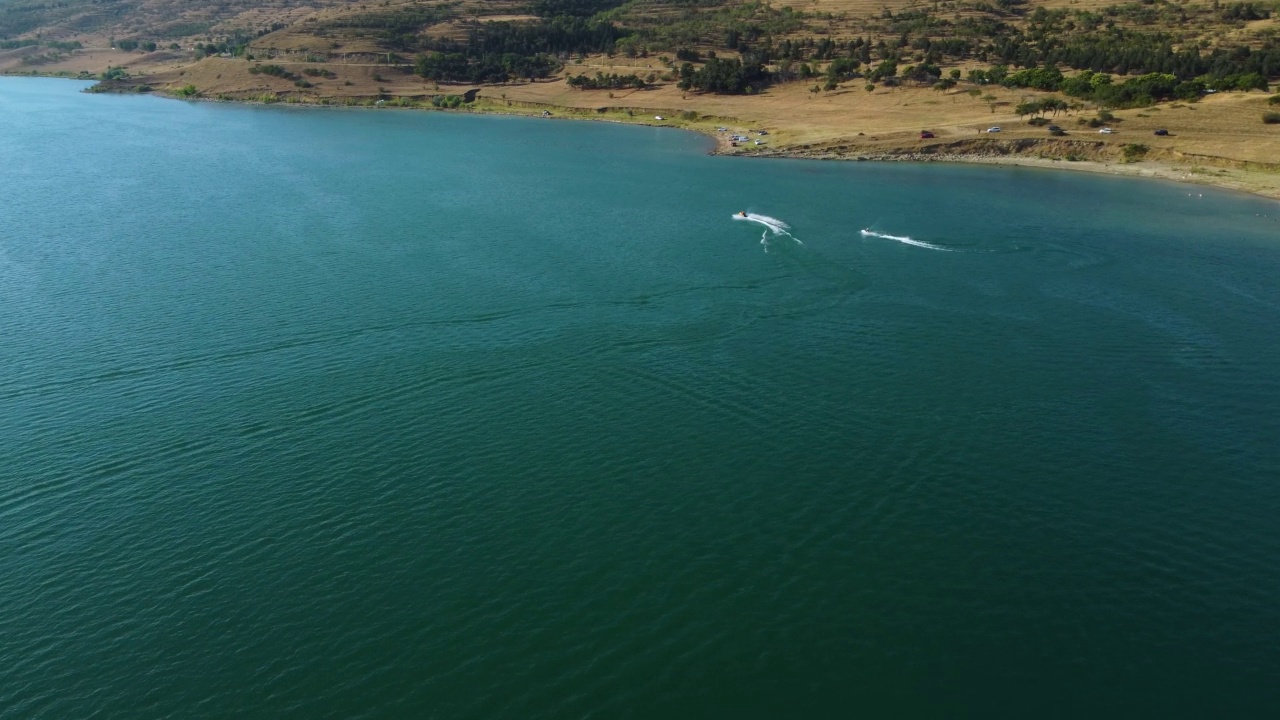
[3,78,1279,717]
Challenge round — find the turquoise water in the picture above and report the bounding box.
[2,77,1280,717]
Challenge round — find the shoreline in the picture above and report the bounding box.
[6,71,1280,202]
[721,149,1280,201]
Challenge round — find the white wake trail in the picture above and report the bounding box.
[733,212,802,246]
[859,228,953,252]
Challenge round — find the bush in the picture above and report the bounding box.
[174,84,199,98]
[249,64,298,81]
[1121,143,1150,162]
[1270,95,1280,105]
[1028,117,1050,126]
[430,94,465,108]
[1264,112,1280,124]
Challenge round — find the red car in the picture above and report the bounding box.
[920,131,936,139]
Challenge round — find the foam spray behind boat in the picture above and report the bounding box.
[733,212,802,248]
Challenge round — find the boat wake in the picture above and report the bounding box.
[733,212,802,250]
[859,228,954,252]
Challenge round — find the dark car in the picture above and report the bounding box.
[920,131,935,139]
[1047,125,1061,132]
[1154,128,1170,136]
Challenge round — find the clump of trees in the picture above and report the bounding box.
[1264,111,1280,124]
[676,55,768,94]
[250,64,299,81]
[1014,97,1069,119]
[194,36,251,58]
[969,63,1269,109]
[415,52,557,83]
[567,72,646,90]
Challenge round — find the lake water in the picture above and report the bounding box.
[2,77,1279,717]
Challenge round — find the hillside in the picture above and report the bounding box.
[3,0,1279,196]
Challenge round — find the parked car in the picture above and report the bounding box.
[1049,127,1066,136]
[986,126,1002,133]
[1099,127,1114,134]
[1047,125,1061,132]
[920,131,936,139]
[1154,128,1169,136]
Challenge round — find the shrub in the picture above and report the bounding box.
[1028,117,1050,126]
[1264,112,1280,124]
[250,64,298,81]
[1270,95,1280,105]
[174,84,199,98]
[1122,143,1150,162]
[430,94,465,108]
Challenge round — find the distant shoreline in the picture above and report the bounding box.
[5,71,1279,202]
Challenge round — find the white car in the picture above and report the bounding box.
[986,126,1002,133]
[654,115,665,121]
[754,140,765,145]
[1099,127,1114,134]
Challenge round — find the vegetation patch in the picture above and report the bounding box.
[250,64,299,81]
[430,94,468,109]
[1121,143,1150,162]
[567,72,647,90]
